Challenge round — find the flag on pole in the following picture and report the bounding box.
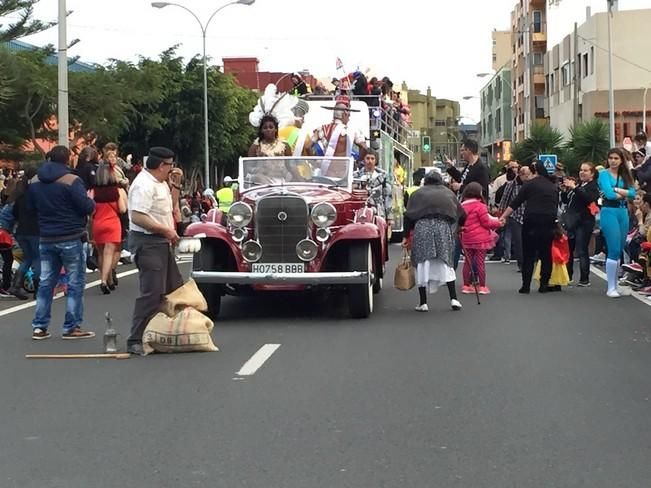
[336,57,344,71]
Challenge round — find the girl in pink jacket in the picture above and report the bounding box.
[460,182,503,294]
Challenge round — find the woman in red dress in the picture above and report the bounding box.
[92,163,127,294]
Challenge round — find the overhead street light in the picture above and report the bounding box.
[152,0,256,188]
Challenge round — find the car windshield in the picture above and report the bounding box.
[239,157,354,191]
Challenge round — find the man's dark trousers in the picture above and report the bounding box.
[128,232,183,346]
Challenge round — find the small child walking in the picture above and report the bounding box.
[460,182,503,295]
[535,224,570,291]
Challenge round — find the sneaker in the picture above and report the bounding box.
[518,287,530,294]
[635,285,651,295]
[127,343,145,356]
[488,255,502,262]
[607,289,621,298]
[577,281,591,287]
[590,252,606,264]
[479,286,491,295]
[450,299,462,311]
[0,288,12,298]
[415,304,429,312]
[32,328,51,340]
[62,327,96,340]
[622,262,644,274]
[502,258,511,264]
[462,285,475,294]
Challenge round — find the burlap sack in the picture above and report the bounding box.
[161,279,208,317]
[394,249,415,291]
[142,307,218,355]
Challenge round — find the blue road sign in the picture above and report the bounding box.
[538,154,558,175]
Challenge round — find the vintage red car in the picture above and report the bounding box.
[181,156,389,319]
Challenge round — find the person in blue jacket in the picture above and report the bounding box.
[598,147,637,298]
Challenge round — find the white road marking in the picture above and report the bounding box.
[591,266,648,306]
[236,344,281,376]
[0,268,140,318]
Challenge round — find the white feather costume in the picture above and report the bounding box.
[248,84,298,128]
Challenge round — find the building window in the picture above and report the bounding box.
[435,120,446,127]
[493,39,497,47]
[561,63,570,86]
[492,53,497,64]
[533,52,543,66]
[533,10,542,33]
[637,122,644,134]
[545,75,550,97]
[496,108,502,133]
[590,47,594,74]
[583,53,588,78]
[535,95,545,119]
[550,73,555,93]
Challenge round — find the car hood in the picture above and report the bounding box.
[241,185,352,206]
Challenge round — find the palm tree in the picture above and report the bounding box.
[512,123,564,165]
[564,119,610,173]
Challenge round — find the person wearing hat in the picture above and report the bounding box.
[216,176,235,213]
[278,100,311,157]
[633,147,651,190]
[312,96,368,178]
[127,146,183,355]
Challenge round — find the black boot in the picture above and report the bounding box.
[8,271,29,300]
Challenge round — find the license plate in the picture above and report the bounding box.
[251,263,305,273]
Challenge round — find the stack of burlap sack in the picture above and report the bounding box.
[142,279,219,355]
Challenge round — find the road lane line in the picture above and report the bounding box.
[591,266,649,306]
[236,344,281,376]
[0,268,140,318]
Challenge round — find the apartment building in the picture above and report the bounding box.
[480,65,513,163]
[546,7,651,138]
[511,0,548,142]
[402,84,460,168]
[492,30,512,71]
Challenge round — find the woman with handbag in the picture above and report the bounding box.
[92,162,127,294]
[560,163,600,286]
[598,148,637,298]
[401,171,466,312]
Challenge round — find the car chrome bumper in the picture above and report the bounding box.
[191,271,369,285]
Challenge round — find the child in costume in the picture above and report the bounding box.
[535,223,570,291]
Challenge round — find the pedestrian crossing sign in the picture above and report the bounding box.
[538,154,557,175]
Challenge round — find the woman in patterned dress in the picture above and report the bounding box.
[402,171,466,312]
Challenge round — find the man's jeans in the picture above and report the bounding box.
[32,239,85,333]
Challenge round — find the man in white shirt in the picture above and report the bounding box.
[126,146,183,356]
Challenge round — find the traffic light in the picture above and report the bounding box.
[422,135,431,153]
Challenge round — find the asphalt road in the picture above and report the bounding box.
[1,247,651,487]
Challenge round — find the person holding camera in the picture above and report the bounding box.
[559,163,600,286]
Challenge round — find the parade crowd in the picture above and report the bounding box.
[401,131,651,312]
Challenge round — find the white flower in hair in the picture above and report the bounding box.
[248,84,297,128]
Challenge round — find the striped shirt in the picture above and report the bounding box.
[498,180,525,224]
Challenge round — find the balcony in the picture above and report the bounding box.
[533,66,545,86]
[532,22,547,45]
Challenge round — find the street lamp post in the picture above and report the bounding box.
[57,0,69,147]
[607,0,616,146]
[643,84,651,134]
[152,0,255,189]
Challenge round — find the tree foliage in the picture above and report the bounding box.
[511,123,565,165]
[0,0,55,42]
[0,44,257,184]
[562,119,610,174]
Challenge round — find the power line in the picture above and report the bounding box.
[577,33,651,75]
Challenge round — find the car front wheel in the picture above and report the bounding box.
[192,245,222,319]
[347,242,374,319]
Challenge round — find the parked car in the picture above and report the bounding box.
[180,156,389,319]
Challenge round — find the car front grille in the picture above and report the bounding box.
[256,195,308,262]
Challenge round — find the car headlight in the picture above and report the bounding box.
[228,202,253,228]
[315,227,331,243]
[231,227,246,243]
[242,240,262,263]
[311,202,336,228]
[296,239,318,262]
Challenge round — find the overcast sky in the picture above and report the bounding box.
[10,0,651,123]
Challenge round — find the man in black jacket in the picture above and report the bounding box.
[446,139,490,200]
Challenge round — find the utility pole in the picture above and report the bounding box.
[572,22,579,127]
[57,0,69,147]
[607,0,616,146]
